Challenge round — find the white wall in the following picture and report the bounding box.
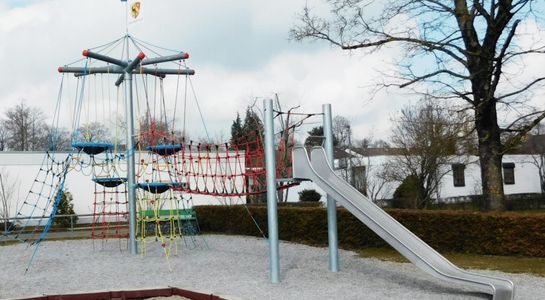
[438,155,542,200]
[502,155,543,195]
[438,157,483,199]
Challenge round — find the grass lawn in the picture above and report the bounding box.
[357,247,545,277]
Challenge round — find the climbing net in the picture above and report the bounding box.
[10,152,72,244]
[87,153,129,240]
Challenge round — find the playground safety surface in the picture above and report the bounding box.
[1,235,544,300]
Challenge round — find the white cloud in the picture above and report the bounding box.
[0,0,413,144]
[0,3,49,33]
[4,0,540,147]
[494,18,545,127]
[187,45,408,141]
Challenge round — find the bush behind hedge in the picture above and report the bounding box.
[194,205,545,257]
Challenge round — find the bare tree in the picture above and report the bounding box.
[352,137,393,202]
[333,115,351,148]
[528,124,545,193]
[385,100,472,208]
[77,122,112,142]
[0,169,19,232]
[45,126,72,151]
[291,1,545,210]
[331,116,353,182]
[0,120,7,151]
[28,107,47,150]
[4,101,48,151]
[274,94,300,202]
[364,158,391,202]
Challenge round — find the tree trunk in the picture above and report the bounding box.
[475,105,505,210]
[478,148,504,210]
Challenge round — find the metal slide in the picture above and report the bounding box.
[292,147,514,300]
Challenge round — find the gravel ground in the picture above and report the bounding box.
[0,235,544,300]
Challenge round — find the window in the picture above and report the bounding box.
[351,166,367,195]
[452,164,465,187]
[503,163,515,185]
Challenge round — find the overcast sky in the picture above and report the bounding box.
[0,0,543,144]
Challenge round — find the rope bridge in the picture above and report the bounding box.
[137,136,296,197]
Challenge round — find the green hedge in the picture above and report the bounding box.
[194,205,545,257]
[429,193,545,211]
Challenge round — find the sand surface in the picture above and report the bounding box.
[1,235,544,299]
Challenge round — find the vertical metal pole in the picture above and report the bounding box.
[125,70,138,255]
[346,125,352,185]
[323,103,339,272]
[0,173,8,234]
[264,99,280,283]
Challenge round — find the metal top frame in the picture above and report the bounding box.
[58,47,195,85]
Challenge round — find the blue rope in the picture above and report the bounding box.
[25,154,72,273]
[7,154,49,236]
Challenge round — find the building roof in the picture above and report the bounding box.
[333,147,404,159]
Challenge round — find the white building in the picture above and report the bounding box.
[332,142,545,203]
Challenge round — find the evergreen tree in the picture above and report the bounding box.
[230,112,244,145]
[305,126,339,147]
[229,107,264,149]
[298,189,322,202]
[229,107,265,203]
[242,107,264,150]
[53,190,78,228]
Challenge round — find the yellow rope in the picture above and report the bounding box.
[114,85,121,154]
[84,76,91,141]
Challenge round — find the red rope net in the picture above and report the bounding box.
[91,182,129,239]
[137,129,296,197]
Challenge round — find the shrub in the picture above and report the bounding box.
[53,190,78,228]
[247,202,322,208]
[298,189,322,202]
[432,193,545,211]
[392,175,419,208]
[505,193,545,210]
[194,205,545,257]
[0,222,14,231]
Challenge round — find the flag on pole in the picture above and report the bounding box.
[131,2,141,19]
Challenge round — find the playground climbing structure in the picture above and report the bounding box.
[4,35,299,269]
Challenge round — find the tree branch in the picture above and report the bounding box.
[502,110,545,151]
[399,69,471,88]
[497,77,545,100]
[342,36,469,68]
[491,19,521,94]
[473,0,492,23]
